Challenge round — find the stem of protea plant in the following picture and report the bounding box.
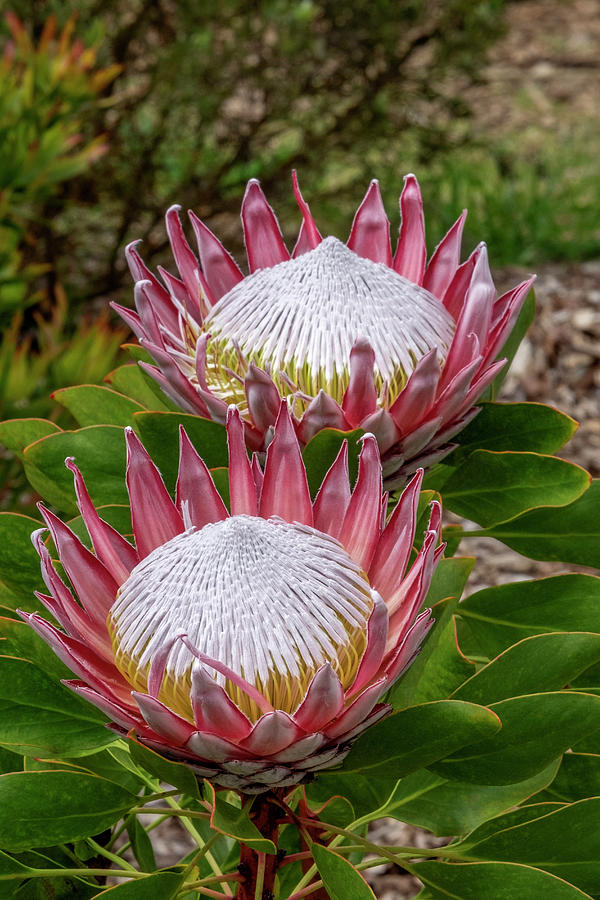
[237,790,283,900]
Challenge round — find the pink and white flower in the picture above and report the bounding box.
[21,404,441,792]
[115,173,534,484]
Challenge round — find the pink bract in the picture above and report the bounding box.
[115,173,534,485]
[22,404,441,792]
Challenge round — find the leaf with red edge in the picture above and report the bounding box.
[206,784,276,854]
[311,843,376,900]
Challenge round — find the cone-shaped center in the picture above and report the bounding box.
[108,515,373,721]
[202,236,455,408]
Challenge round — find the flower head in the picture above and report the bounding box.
[115,174,534,484]
[22,405,440,792]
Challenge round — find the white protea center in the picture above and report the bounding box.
[108,515,374,722]
[202,236,456,407]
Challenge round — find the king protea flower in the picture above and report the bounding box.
[114,174,534,484]
[21,404,440,792]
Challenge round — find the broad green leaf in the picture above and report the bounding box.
[425,557,476,609]
[124,344,155,365]
[489,287,536,399]
[452,633,600,705]
[23,426,128,514]
[390,601,475,709]
[0,657,114,758]
[311,844,376,899]
[105,364,174,411]
[453,402,578,456]
[207,785,276,853]
[442,524,463,557]
[412,860,591,899]
[128,736,203,799]
[0,617,70,678]
[544,753,600,803]
[453,797,600,895]
[0,514,44,601]
[448,800,564,844]
[133,412,228,491]
[25,748,146,796]
[0,771,136,850]
[384,762,559,837]
[0,419,62,458]
[478,480,600,567]
[302,428,364,498]
[306,773,396,821]
[90,874,184,898]
[457,574,600,658]
[53,385,144,427]
[126,815,157,872]
[309,795,355,829]
[439,451,590,528]
[0,747,22,775]
[210,467,230,509]
[340,700,500,782]
[0,582,24,616]
[430,692,600,785]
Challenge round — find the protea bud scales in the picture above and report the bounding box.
[22,404,441,792]
[115,173,534,485]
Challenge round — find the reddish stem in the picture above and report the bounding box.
[237,790,283,900]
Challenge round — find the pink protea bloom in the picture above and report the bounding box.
[21,404,441,793]
[115,173,534,484]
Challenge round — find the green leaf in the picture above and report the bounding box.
[0,656,115,758]
[452,633,600,705]
[0,771,136,850]
[439,451,590,528]
[23,426,128,514]
[453,797,600,895]
[26,747,147,796]
[105,364,174,411]
[457,574,600,658]
[544,753,600,803]
[311,844,375,899]
[133,412,228,492]
[126,815,157,872]
[209,468,230,510]
[340,700,501,782]
[453,401,578,456]
[489,287,536,399]
[426,557,476,608]
[53,386,144,428]
[385,762,559,837]
[411,860,591,899]
[390,602,475,709]
[430,692,600,785]
[90,874,185,899]
[479,480,600,567]
[0,617,70,678]
[207,786,276,854]
[0,514,44,601]
[0,512,44,608]
[0,848,33,878]
[302,427,364,498]
[0,419,62,458]
[306,773,394,821]
[0,747,22,775]
[128,736,203,799]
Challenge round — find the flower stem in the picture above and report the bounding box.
[237,790,282,900]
